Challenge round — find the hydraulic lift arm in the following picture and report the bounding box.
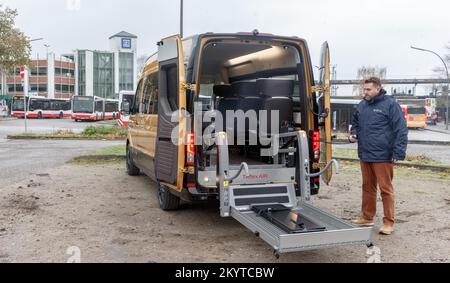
[214,131,373,255]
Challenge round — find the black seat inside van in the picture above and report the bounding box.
[233,82,261,145]
[214,84,237,134]
[257,79,294,136]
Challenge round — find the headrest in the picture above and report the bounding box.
[232,82,256,98]
[256,79,294,97]
[213,85,234,98]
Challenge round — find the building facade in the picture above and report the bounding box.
[75,31,137,99]
[0,30,137,102]
[0,54,76,100]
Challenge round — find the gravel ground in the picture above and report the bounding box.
[0,161,448,263]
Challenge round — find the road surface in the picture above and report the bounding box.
[0,139,123,187]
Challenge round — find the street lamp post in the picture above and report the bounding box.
[29,38,43,43]
[411,46,450,130]
[22,37,44,132]
[23,38,43,133]
[44,44,50,65]
[180,0,184,38]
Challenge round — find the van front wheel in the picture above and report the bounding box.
[126,145,140,176]
[157,182,180,211]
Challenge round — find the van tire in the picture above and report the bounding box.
[59,112,64,119]
[126,144,140,176]
[157,182,180,211]
[38,112,43,119]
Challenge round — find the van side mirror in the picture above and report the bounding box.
[122,102,130,114]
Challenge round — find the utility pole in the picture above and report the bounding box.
[180,0,184,38]
[44,44,50,57]
[20,66,29,133]
[331,65,338,96]
[411,46,450,130]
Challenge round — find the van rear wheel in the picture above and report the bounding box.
[126,145,140,176]
[157,182,180,211]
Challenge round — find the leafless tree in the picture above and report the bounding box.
[352,66,387,96]
[137,54,149,79]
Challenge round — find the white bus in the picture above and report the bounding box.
[11,96,71,119]
[118,90,135,127]
[72,96,119,122]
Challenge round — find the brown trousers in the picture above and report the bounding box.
[360,161,395,226]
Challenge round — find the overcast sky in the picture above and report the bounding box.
[3,0,450,85]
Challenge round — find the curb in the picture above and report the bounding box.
[71,155,126,162]
[424,128,450,135]
[73,155,450,173]
[7,135,125,141]
[0,118,17,122]
[334,157,450,172]
[333,139,450,146]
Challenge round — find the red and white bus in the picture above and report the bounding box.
[11,96,71,119]
[118,90,135,127]
[0,100,8,117]
[72,96,119,122]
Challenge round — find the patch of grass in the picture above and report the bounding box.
[339,160,450,181]
[52,129,77,136]
[404,155,439,166]
[81,126,127,139]
[97,120,119,126]
[334,132,350,140]
[69,156,125,165]
[8,126,127,140]
[333,148,358,159]
[85,145,126,156]
[69,145,126,165]
[333,148,448,167]
[8,131,80,140]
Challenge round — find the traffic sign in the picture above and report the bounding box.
[20,66,25,79]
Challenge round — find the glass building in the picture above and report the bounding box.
[75,31,137,99]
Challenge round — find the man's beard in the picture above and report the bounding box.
[364,95,373,101]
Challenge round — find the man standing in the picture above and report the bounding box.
[349,77,408,235]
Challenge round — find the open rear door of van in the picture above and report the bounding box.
[155,35,187,192]
[318,42,333,185]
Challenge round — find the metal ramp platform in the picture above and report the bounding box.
[228,182,372,254]
[215,131,373,256]
[232,205,372,254]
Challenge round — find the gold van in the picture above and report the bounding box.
[126,32,333,211]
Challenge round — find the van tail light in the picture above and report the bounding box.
[313,131,320,161]
[186,133,195,166]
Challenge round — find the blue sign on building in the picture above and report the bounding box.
[122,38,132,49]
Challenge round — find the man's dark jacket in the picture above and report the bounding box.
[351,90,408,163]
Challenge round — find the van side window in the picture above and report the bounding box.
[160,65,178,111]
[141,77,151,114]
[141,72,159,114]
[132,80,143,115]
[148,72,159,114]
